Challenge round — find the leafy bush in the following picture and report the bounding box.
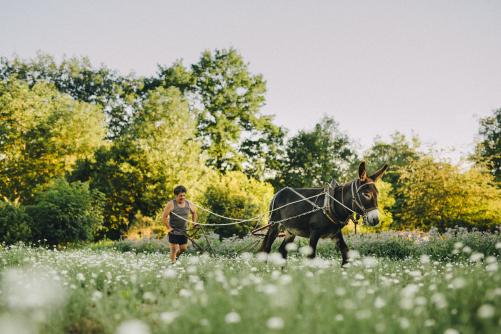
[91,238,170,254]
[0,200,32,244]
[198,171,274,238]
[397,158,501,230]
[26,179,104,245]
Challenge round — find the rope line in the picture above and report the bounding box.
[169,185,362,229]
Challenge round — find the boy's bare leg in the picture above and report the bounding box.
[177,243,188,257]
[169,243,180,263]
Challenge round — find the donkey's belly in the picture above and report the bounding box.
[284,222,339,239]
[284,227,310,238]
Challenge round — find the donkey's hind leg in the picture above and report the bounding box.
[259,222,279,253]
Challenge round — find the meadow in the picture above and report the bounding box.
[0,230,500,334]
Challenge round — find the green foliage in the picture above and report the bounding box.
[90,228,501,261]
[373,180,395,230]
[474,108,501,182]
[0,200,32,244]
[275,116,357,188]
[71,87,208,239]
[192,48,284,176]
[363,133,422,227]
[0,53,145,139]
[198,171,274,238]
[0,79,106,203]
[148,60,196,94]
[396,158,501,230]
[25,179,104,245]
[364,132,421,185]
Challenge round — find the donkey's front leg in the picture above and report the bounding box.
[335,231,349,266]
[307,230,321,259]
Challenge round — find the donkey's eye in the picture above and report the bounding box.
[362,193,372,200]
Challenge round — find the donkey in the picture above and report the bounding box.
[260,161,388,266]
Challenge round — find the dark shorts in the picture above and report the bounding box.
[168,233,188,245]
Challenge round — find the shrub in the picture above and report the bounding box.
[198,171,274,238]
[397,159,501,231]
[26,179,104,245]
[0,200,32,244]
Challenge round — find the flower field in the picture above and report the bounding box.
[0,232,500,334]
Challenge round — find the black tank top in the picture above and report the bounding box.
[169,200,191,235]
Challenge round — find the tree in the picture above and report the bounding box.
[363,132,421,186]
[362,132,422,222]
[191,48,284,176]
[71,87,208,239]
[396,158,501,230]
[0,53,145,139]
[275,116,358,188]
[146,60,195,95]
[0,79,106,203]
[474,108,501,182]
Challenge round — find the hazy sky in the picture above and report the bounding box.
[1,0,500,162]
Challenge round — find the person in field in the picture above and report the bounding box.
[162,185,198,263]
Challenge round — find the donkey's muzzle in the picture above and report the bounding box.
[365,209,380,226]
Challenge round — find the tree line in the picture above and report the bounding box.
[0,50,499,245]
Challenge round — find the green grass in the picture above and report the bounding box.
[0,235,500,334]
[91,228,501,260]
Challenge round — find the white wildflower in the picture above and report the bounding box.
[91,290,103,302]
[224,311,241,324]
[269,253,286,266]
[2,267,66,310]
[469,252,484,263]
[451,277,466,289]
[116,319,150,334]
[419,254,430,264]
[486,262,498,272]
[399,317,410,329]
[444,328,459,334]
[142,292,156,303]
[299,246,313,256]
[347,250,360,260]
[179,289,192,298]
[266,316,284,330]
[240,252,253,261]
[374,297,386,308]
[159,311,179,324]
[0,315,35,334]
[362,256,378,268]
[477,304,495,319]
[424,319,435,327]
[401,284,419,298]
[431,293,448,309]
[256,252,269,262]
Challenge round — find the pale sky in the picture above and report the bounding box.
[1,0,500,162]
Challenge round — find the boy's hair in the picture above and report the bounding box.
[174,185,187,195]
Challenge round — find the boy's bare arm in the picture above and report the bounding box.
[162,201,174,231]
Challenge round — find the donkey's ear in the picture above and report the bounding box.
[369,164,389,182]
[358,161,367,181]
